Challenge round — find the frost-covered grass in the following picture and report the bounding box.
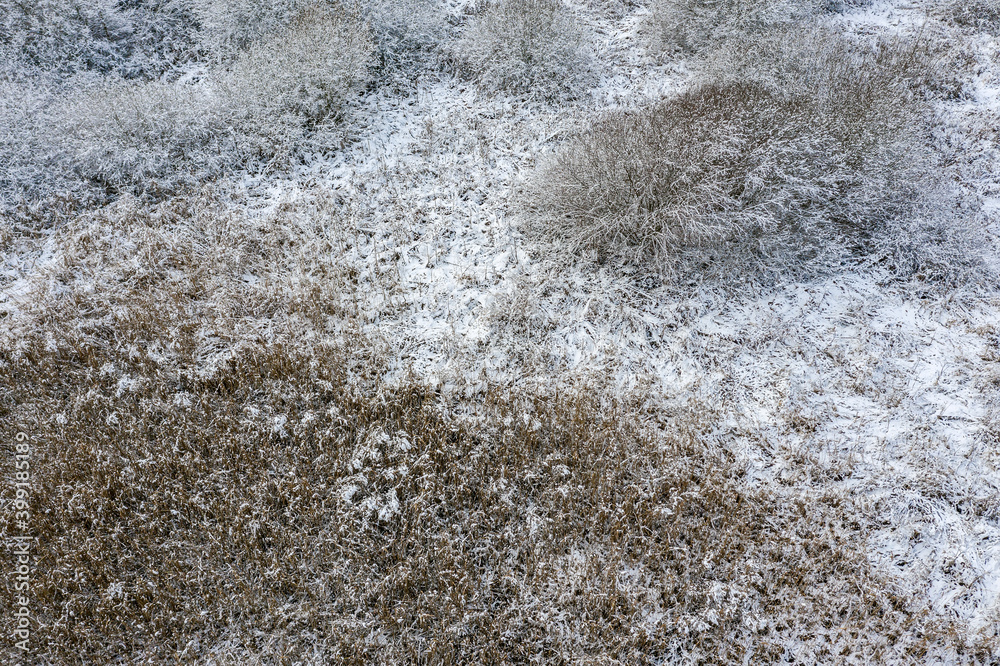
[0,335,961,662]
[3,0,1000,662]
[453,0,598,99]
[944,0,1000,36]
[0,195,980,662]
[645,0,824,55]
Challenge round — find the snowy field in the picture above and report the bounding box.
[2,0,1000,663]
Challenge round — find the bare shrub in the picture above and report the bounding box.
[454,0,596,99]
[536,28,934,265]
[219,3,373,128]
[50,78,239,195]
[646,0,823,55]
[944,0,1000,35]
[363,0,451,75]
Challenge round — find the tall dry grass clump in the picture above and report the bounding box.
[646,0,823,55]
[454,0,596,99]
[944,0,1000,35]
[219,2,373,129]
[536,28,935,265]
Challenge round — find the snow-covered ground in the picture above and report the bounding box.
[215,0,1000,640]
[3,0,1000,654]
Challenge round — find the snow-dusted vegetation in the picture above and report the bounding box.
[537,26,937,264]
[453,0,597,98]
[644,0,827,55]
[2,0,999,663]
[0,0,373,207]
[944,0,1000,36]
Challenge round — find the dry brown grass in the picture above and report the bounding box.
[1,193,994,663]
[1,328,967,664]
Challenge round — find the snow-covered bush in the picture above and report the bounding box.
[536,29,932,264]
[823,0,874,11]
[50,78,236,194]
[363,0,450,75]
[186,0,304,59]
[0,81,60,207]
[646,0,822,55]
[0,2,373,203]
[586,0,644,20]
[219,2,373,130]
[455,0,596,98]
[185,0,444,73]
[0,67,227,208]
[0,0,134,77]
[0,0,203,80]
[944,0,1000,35]
[705,26,936,101]
[121,1,205,79]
